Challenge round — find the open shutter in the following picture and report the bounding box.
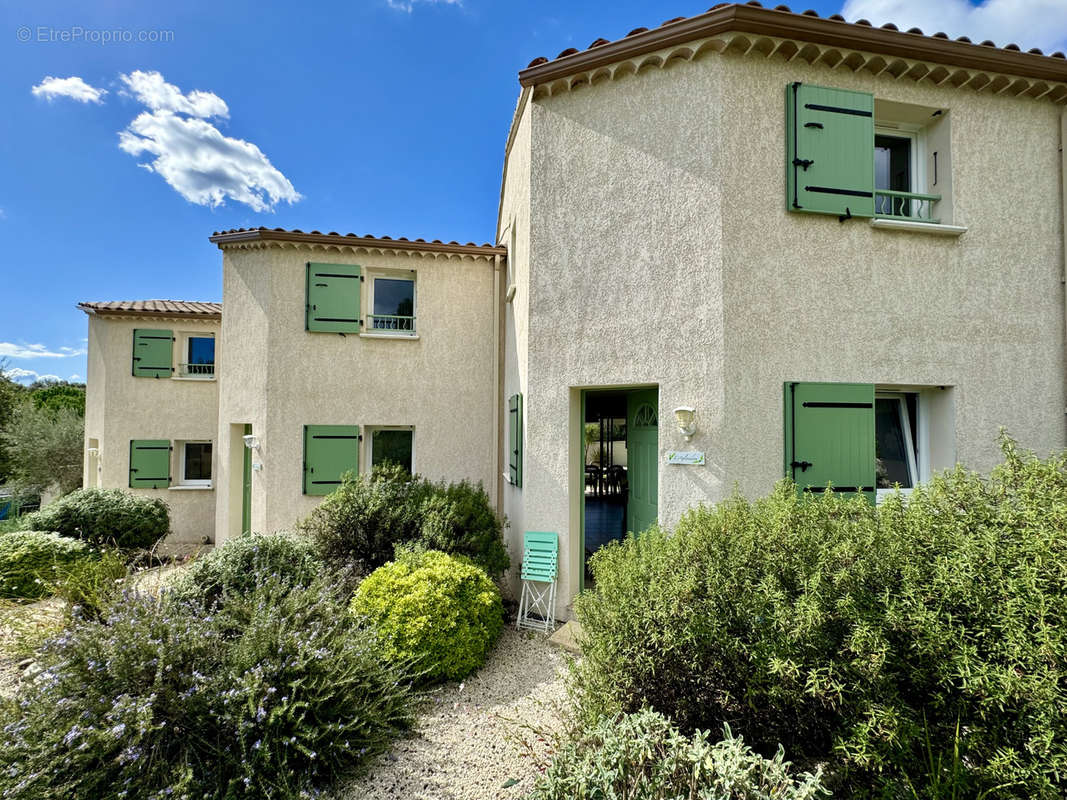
[306,263,361,333]
[303,425,360,495]
[786,83,874,219]
[129,439,171,489]
[508,393,523,488]
[132,329,174,378]
[784,382,875,504]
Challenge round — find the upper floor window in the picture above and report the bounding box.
[179,335,215,378]
[368,276,416,336]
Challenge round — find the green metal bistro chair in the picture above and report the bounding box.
[516,531,558,633]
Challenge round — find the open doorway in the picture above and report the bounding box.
[582,387,658,588]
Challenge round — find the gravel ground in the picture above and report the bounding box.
[332,627,571,800]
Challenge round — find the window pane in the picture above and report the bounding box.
[875,399,912,489]
[371,430,412,474]
[373,279,414,319]
[184,442,212,481]
[188,337,215,365]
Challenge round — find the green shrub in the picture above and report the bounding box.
[417,480,510,580]
[572,438,1067,799]
[532,709,827,800]
[0,531,89,599]
[167,531,323,607]
[50,548,128,620]
[22,488,169,549]
[0,575,415,800]
[351,548,503,682]
[300,465,509,582]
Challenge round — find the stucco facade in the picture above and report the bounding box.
[82,309,220,547]
[212,238,503,542]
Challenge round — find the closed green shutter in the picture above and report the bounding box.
[786,83,874,219]
[132,329,174,378]
[129,439,171,489]
[508,393,523,488]
[303,425,360,495]
[306,263,361,333]
[784,382,875,503]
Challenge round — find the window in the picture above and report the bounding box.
[178,335,215,378]
[131,329,174,378]
[303,425,360,495]
[179,441,213,487]
[368,275,416,335]
[369,427,414,474]
[306,262,362,333]
[508,393,523,487]
[787,83,947,225]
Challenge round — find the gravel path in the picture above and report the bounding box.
[332,627,570,800]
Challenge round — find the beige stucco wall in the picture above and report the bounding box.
[83,314,220,546]
[215,244,499,543]
[506,48,1066,616]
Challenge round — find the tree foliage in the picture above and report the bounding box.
[0,401,83,495]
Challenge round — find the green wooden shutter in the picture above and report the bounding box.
[508,393,523,488]
[132,329,174,378]
[306,263,361,333]
[786,82,874,219]
[129,439,171,489]
[303,425,360,495]
[784,382,875,504]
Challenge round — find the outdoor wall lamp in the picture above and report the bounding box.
[242,434,260,452]
[673,406,697,441]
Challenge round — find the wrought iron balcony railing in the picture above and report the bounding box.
[367,314,416,335]
[874,189,941,224]
[177,362,215,379]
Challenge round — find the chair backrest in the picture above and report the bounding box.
[521,530,558,582]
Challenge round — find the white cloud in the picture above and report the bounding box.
[117,71,300,212]
[6,368,62,385]
[119,70,228,119]
[841,0,1067,53]
[31,75,107,104]
[67,374,83,382]
[0,342,86,359]
[386,0,460,13]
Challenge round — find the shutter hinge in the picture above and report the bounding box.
[790,460,813,472]
[839,207,853,223]
[358,435,363,441]
[792,158,814,170]
[360,276,365,282]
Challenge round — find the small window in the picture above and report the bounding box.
[180,335,215,378]
[875,393,918,497]
[180,441,213,486]
[369,276,416,335]
[369,428,414,474]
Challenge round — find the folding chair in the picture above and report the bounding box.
[516,531,558,633]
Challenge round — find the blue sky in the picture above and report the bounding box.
[1,0,1061,384]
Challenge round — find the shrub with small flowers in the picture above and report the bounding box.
[350,547,503,683]
[0,531,89,599]
[0,573,414,799]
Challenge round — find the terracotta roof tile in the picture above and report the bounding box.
[519,2,1067,87]
[209,227,506,257]
[78,300,221,319]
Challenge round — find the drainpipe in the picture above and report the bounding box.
[493,253,506,515]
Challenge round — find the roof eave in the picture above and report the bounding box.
[209,228,507,258]
[518,5,1067,87]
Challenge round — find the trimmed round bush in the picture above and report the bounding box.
[572,438,1067,798]
[300,465,509,584]
[532,710,827,800]
[0,531,89,599]
[351,548,503,682]
[21,488,169,549]
[167,531,323,607]
[0,575,415,800]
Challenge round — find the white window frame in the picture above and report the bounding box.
[364,426,415,474]
[362,271,418,339]
[174,331,216,380]
[875,392,918,503]
[874,125,925,194]
[176,440,213,488]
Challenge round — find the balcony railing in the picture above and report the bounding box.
[177,362,215,379]
[367,315,416,335]
[874,190,941,224]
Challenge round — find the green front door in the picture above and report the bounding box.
[626,388,659,535]
[241,424,252,534]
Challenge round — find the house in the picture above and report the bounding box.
[82,4,1067,617]
[80,300,220,546]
